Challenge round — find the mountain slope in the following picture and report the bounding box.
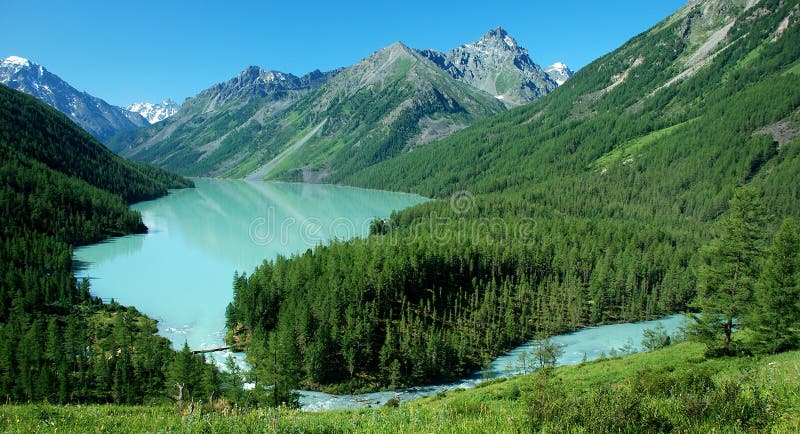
[420,27,559,106]
[114,42,506,181]
[0,85,191,205]
[245,42,507,182]
[348,0,800,217]
[0,56,148,142]
[109,66,339,176]
[226,0,800,394]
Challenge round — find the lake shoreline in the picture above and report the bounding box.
[73,179,427,359]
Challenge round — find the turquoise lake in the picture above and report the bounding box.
[73,179,427,360]
[73,178,689,410]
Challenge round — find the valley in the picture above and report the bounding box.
[1,0,800,431]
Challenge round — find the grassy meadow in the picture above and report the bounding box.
[3,341,798,433]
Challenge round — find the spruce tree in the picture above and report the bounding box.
[262,329,301,408]
[748,218,800,354]
[690,188,768,356]
[166,342,199,401]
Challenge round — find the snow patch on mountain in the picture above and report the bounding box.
[544,62,573,86]
[127,100,180,124]
[1,55,148,141]
[3,56,31,67]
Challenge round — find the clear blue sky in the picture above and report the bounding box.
[0,0,687,107]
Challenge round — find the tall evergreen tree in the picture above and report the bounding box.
[690,188,769,356]
[166,341,215,402]
[748,218,800,354]
[256,329,300,408]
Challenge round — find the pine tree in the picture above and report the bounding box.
[534,336,564,368]
[166,342,200,401]
[748,218,800,354]
[261,329,300,408]
[690,188,769,356]
[220,355,246,404]
[112,348,134,403]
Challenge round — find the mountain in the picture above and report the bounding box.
[191,66,337,110]
[245,42,507,182]
[108,66,341,176]
[113,42,506,180]
[349,0,800,206]
[544,61,573,85]
[419,27,559,106]
[225,0,800,393]
[0,56,148,142]
[127,99,180,124]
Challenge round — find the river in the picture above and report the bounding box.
[299,314,687,411]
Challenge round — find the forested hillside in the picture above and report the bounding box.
[0,85,192,205]
[227,0,800,395]
[0,86,216,403]
[348,0,800,211]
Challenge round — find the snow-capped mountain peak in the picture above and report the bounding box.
[1,55,149,141]
[127,100,180,124]
[544,62,574,86]
[3,56,31,67]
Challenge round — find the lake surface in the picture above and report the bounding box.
[74,179,689,412]
[74,179,426,361]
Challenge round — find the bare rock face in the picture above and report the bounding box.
[419,27,561,106]
[192,66,339,112]
[0,56,148,142]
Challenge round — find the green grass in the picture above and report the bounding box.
[590,119,695,170]
[3,342,798,433]
[494,69,518,96]
[738,45,765,70]
[784,61,800,76]
[389,57,417,81]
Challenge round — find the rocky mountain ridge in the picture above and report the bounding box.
[112,38,507,180]
[419,27,563,106]
[0,56,148,142]
[113,27,564,178]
